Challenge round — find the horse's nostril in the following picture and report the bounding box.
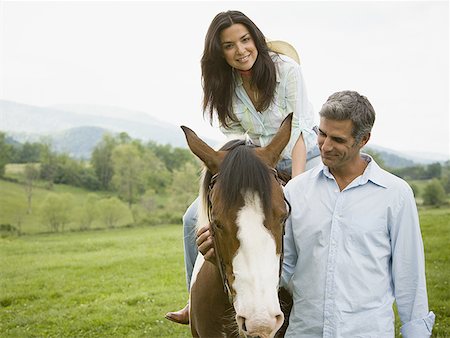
[276,313,284,324]
[237,315,247,332]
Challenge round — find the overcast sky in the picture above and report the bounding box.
[0,1,449,158]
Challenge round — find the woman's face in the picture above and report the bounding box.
[220,23,258,71]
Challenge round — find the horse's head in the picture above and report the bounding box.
[181,114,292,338]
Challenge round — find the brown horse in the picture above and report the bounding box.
[181,114,293,338]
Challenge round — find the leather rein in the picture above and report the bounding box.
[206,166,292,302]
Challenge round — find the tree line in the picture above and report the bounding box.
[0,131,202,232]
[1,132,449,213]
[365,150,449,206]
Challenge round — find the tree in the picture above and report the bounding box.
[409,183,420,198]
[167,162,201,213]
[147,141,196,172]
[39,141,57,189]
[441,174,450,195]
[112,144,147,208]
[53,153,83,186]
[11,142,42,163]
[118,132,131,144]
[426,162,442,179]
[24,163,40,214]
[440,162,450,194]
[91,134,117,190]
[134,188,159,225]
[40,193,73,232]
[79,194,98,230]
[142,147,171,194]
[0,132,13,177]
[97,197,131,228]
[423,179,447,206]
[391,165,427,180]
[140,189,158,214]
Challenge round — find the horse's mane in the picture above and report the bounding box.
[199,139,273,224]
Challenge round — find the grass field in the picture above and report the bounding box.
[0,177,138,235]
[1,207,449,337]
[0,178,129,234]
[1,170,449,337]
[0,225,191,337]
[419,207,450,336]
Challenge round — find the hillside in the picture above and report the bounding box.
[0,100,188,147]
[1,99,447,166]
[8,126,109,159]
[363,145,417,168]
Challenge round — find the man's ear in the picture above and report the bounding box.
[359,132,371,147]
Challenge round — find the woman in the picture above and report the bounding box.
[165,10,320,325]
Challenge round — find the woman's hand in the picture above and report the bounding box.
[196,224,216,264]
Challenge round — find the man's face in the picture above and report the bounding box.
[317,117,368,171]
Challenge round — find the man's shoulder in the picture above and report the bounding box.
[370,161,414,195]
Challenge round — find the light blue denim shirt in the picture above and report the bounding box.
[219,53,319,160]
[282,155,435,337]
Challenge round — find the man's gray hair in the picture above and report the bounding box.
[319,91,376,143]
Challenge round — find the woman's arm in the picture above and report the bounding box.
[284,61,315,177]
[291,134,307,177]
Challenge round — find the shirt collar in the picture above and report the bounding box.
[358,154,388,188]
[314,153,388,189]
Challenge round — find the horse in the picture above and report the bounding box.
[180,113,294,338]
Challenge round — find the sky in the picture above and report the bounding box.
[0,0,449,158]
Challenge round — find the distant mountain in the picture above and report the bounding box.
[4,135,22,147]
[0,100,188,147]
[367,144,449,165]
[6,126,108,159]
[50,104,156,124]
[364,145,417,168]
[1,100,448,165]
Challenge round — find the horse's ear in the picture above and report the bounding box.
[181,126,224,174]
[256,113,293,167]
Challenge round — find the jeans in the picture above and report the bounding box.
[182,152,322,290]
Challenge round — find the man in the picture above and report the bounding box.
[280,91,434,337]
[197,91,435,337]
[197,91,435,338]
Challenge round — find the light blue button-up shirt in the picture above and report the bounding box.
[219,53,319,161]
[282,155,435,337]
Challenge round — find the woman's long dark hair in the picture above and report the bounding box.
[201,11,277,128]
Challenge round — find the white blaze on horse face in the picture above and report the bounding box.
[232,191,283,337]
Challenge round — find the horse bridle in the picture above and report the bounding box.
[206,166,292,302]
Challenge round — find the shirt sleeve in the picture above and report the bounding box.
[280,185,298,290]
[284,64,316,153]
[390,185,435,337]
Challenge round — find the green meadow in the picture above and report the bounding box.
[1,176,449,337]
[1,225,191,337]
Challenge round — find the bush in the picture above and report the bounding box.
[40,193,74,232]
[137,210,182,226]
[78,194,99,230]
[410,183,420,198]
[97,197,131,228]
[423,179,447,206]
